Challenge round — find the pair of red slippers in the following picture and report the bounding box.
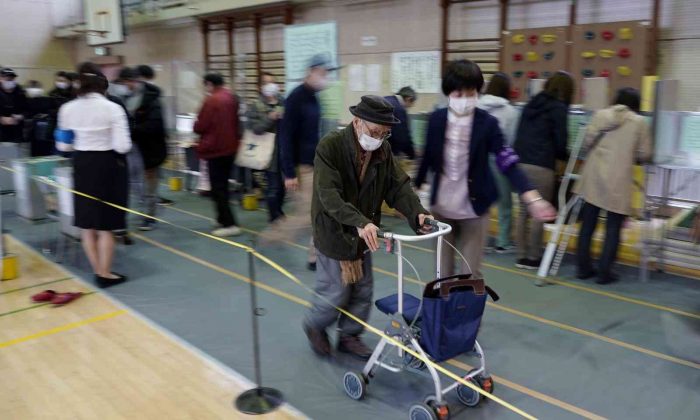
[31,290,83,306]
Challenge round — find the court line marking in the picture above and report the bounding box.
[0,292,96,318]
[133,232,605,420]
[164,204,700,369]
[0,277,73,295]
[165,204,700,320]
[7,236,309,420]
[0,310,126,349]
[401,241,700,320]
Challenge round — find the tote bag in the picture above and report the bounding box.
[234,130,275,170]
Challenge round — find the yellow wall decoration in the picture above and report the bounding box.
[599,49,615,58]
[617,65,632,76]
[541,34,557,43]
[526,51,539,62]
[512,34,525,44]
[619,27,633,40]
[581,51,597,59]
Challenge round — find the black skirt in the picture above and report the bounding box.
[73,151,129,231]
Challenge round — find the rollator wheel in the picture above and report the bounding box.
[343,371,367,400]
[408,403,439,420]
[477,375,495,394]
[456,376,481,407]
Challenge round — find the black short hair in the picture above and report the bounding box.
[441,59,484,96]
[204,73,224,87]
[485,72,511,100]
[117,66,137,81]
[56,71,69,79]
[76,62,105,96]
[136,65,155,80]
[27,80,42,88]
[66,72,78,81]
[614,87,641,114]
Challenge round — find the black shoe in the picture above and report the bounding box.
[307,262,317,271]
[338,335,373,361]
[121,234,134,246]
[138,219,155,231]
[516,258,540,270]
[577,269,597,280]
[158,197,174,206]
[95,274,127,288]
[596,272,620,285]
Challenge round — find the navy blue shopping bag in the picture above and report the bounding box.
[419,275,498,362]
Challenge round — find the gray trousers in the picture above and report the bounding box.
[517,163,555,260]
[430,211,488,279]
[303,251,373,336]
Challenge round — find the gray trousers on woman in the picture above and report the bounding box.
[430,211,488,279]
[303,251,373,337]
[516,163,555,260]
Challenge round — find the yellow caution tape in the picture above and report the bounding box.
[1,165,536,419]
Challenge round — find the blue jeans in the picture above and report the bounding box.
[265,170,285,222]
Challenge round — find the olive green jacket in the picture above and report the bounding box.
[312,124,428,261]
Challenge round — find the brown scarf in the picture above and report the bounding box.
[340,146,373,286]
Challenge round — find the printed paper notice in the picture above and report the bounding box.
[680,114,700,155]
[348,64,365,92]
[284,22,338,93]
[365,64,382,92]
[391,51,440,94]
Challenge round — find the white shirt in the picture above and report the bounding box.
[57,93,132,154]
[431,111,477,220]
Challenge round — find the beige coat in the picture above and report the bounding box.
[574,105,653,215]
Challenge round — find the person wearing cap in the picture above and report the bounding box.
[0,68,27,143]
[276,53,336,271]
[113,67,167,232]
[383,86,417,160]
[302,95,433,360]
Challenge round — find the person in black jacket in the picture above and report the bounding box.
[0,68,27,143]
[113,67,167,232]
[513,70,574,271]
[383,86,416,160]
[24,81,54,156]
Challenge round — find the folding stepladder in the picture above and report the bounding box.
[537,112,591,279]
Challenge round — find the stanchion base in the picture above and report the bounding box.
[235,387,284,415]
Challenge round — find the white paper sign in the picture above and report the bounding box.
[348,64,365,92]
[391,51,441,94]
[366,64,382,92]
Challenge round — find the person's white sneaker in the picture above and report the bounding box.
[211,226,242,237]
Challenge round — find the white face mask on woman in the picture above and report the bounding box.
[1,80,17,91]
[261,83,280,97]
[55,81,69,90]
[26,88,44,98]
[448,96,477,117]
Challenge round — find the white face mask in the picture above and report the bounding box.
[358,122,385,152]
[308,74,328,91]
[55,81,69,90]
[261,83,280,97]
[26,88,44,98]
[448,96,477,116]
[112,84,130,97]
[2,80,17,90]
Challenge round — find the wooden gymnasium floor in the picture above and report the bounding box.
[0,236,304,420]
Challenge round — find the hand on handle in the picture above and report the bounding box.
[418,214,435,234]
[357,223,380,252]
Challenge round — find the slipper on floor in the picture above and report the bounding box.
[31,290,57,303]
[51,292,83,306]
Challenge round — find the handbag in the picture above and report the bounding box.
[234,130,276,170]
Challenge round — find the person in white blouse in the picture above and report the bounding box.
[56,62,132,288]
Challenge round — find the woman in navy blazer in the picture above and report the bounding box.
[415,59,555,279]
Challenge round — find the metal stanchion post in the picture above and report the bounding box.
[234,245,283,415]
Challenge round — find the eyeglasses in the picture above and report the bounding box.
[363,121,392,141]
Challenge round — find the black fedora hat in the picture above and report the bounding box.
[349,95,401,126]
